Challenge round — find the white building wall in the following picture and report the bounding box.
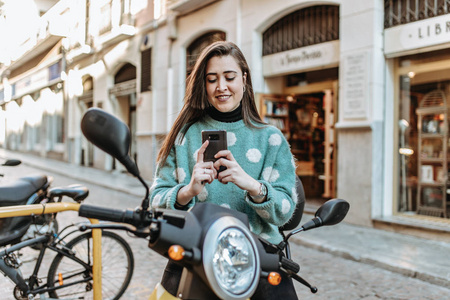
[336,0,385,226]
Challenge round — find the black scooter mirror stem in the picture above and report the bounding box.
[137,174,150,212]
[283,198,350,244]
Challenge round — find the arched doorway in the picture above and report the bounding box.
[186,31,226,77]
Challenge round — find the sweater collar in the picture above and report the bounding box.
[206,102,243,123]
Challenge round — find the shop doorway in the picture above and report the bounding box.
[259,81,337,209]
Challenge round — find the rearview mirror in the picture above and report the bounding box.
[2,159,21,166]
[80,108,139,177]
[300,198,350,232]
[315,199,350,226]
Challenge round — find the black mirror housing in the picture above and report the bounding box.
[315,199,350,226]
[2,159,21,166]
[81,108,139,177]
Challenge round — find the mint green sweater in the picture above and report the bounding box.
[150,116,297,244]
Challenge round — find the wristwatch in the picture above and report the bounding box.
[249,183,267,202]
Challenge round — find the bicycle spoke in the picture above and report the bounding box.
[47,231,134,300]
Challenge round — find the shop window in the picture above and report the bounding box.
[397,52,450,218]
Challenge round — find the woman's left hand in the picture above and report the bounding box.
[214,150,260,194]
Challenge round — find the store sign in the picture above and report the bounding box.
[262,40,339,77]
[341,51,369,120]
[385,14,450,56]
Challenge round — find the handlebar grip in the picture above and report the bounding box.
[79,204,131,223]
[280,256,300,274]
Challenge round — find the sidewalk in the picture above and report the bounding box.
[1,149,450,289]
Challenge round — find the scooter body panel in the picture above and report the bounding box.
[149,283,179,300]
[149,283,250,300]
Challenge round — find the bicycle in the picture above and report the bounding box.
[0,184,134,300]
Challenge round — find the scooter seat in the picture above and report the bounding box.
[279,176,305,232]
[0,174,48,205]
[48,184,89,203]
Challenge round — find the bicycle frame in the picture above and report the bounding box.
[0,202,103,300]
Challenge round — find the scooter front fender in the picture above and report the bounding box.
[149,283,179,300]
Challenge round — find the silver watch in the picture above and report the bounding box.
[249,183,267,201]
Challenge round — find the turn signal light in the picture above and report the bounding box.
[168,245,185,261]
[267,272,281,286]
[58,273,63,285]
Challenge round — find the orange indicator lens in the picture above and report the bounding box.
[168,245,185,261]
[58,273,63,285]
[268,272,281,286]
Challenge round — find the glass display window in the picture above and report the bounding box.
[397,50,450,219]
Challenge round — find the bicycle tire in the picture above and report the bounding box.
[47,230,134,300]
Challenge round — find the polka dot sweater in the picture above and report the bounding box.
[150,116,297,244]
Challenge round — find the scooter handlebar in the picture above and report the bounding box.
[79,204,145,227]
[280,256,300,274]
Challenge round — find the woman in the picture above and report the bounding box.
[151,41,298,299]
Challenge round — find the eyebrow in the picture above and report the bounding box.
[205,70,238,76]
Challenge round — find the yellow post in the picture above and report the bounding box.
[90,218,102,300]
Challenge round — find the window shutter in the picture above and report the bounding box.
[141,48,152,92]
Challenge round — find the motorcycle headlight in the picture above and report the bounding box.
[203,216,260,300]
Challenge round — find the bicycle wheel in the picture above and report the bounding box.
[47,230,134,300]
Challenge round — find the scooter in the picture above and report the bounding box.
[0,158,57,247]
[78,108,350,300]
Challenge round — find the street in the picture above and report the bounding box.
[1,163,450,299]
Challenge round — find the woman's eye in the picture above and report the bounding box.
[226,77,236,81]
[207,79,217,83]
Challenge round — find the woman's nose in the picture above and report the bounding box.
[217,78,228,91]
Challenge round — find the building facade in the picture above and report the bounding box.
[1,0,449,240]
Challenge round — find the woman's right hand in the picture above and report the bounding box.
[176,141,217,205]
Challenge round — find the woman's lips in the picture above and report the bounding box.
[216,95,231,101]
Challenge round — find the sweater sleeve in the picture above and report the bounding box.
[150,147,195,210]
[245,132,296,227]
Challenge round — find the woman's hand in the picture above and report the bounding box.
[176,141,217,205]
[214,150,261,196]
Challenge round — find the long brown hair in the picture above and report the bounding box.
[157,41,264,166]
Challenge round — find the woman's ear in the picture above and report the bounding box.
[243,72,247,85]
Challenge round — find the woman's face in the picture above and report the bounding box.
[205,55,247,112]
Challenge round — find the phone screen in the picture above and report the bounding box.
[202,130,227,162]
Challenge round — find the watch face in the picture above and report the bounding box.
[260,183,267,196]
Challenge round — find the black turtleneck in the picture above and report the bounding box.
[206,102,243,123]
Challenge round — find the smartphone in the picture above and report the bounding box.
[202,130,227,162]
